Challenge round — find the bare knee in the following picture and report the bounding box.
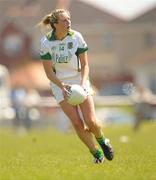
[87,117,101,130]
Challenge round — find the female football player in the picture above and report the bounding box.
[39,9,114,163]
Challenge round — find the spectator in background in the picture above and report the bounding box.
[11,87,41,131]
[132,85,153,130]
[24,88,41,126]
[11,87,28,130]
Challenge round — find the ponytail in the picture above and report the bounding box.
[42,14,52,26]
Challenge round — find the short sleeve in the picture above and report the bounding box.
[76,32,88,55]
[40,38,52,60]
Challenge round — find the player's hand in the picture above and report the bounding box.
[62,83,71,100]
[81,82,87,92]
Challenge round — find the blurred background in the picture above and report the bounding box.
[0,0,156,133]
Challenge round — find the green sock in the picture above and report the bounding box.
[91,148,103,159]
[96,134,105,146]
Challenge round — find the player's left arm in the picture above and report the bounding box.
[79,51,89,88]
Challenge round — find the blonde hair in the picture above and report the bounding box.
[38,9,70,32]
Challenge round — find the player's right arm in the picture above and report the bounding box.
[42,60,63,89]
[40,38,63,89]
[40,37,70,98]
[42,60,71,99]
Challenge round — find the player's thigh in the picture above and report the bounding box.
[79,95,97,123]
[59,100,83,126]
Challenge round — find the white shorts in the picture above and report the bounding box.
[50,75,93,104]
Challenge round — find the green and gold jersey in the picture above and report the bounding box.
[40,30,88,80]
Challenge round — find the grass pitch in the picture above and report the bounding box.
[0,122,156,180]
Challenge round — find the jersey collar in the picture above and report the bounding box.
[47,30,74,41]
